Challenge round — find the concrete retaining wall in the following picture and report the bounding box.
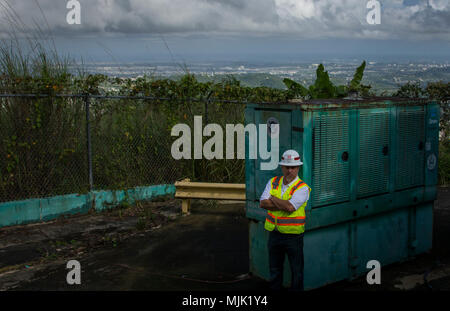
[0,184,176,228]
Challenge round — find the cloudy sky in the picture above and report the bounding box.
[1,0,449,62]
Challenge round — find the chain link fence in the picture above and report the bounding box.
[0,94,247,203]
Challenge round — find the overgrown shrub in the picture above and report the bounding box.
[394,81,450,185]
[439,140,450,186]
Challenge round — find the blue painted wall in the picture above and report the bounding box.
[0,184,176,228]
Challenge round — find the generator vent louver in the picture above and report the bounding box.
[358,110,390,198]
[396,108,425,190]
[312,112,350,207]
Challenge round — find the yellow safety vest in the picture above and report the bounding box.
[264,176,311,235]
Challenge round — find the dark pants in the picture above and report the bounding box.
[268,230,304,291]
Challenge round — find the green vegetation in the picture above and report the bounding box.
[394,81,450,185]
[283,61,372,99]
[195,73,287,89]
[0,30,449,205]
[440,141,450,186]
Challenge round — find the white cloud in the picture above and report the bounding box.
[430,0,449,10]
[275,0,316,19]
[0,0,448,40]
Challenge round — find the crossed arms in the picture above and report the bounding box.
[260,196,296,213]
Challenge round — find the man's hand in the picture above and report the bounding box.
[270,196,296,213]
[260,199,279,211]
[260,196,296,213]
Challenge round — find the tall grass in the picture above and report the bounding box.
[0,0,73,92]
[0,2,250,203]
[0,1,88,202]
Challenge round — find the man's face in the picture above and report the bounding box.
[281,165,299,183]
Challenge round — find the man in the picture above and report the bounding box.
[259,149,311,291]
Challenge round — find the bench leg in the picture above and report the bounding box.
[182,199,191,215]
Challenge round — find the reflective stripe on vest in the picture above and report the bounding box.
[289,179,305,196]
[267,212,305,226]
[264,176,311,234]
[271,176,281,191]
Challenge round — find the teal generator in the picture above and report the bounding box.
[245,98,440,290]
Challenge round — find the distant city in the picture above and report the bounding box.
[73,59,450,95]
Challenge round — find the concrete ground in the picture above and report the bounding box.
[0,187,449,291]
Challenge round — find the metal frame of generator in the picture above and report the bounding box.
[245,98,440,290]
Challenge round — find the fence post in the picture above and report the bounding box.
[205,91,213,124]
[85,94,94,192]
[205,98,209,124]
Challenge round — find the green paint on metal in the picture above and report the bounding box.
[246,99,439,290]
[312,109,351,207]
[249,203,433,290]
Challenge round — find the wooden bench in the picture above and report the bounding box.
[174,179,246,214]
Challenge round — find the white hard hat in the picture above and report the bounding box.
[279,149,303,166]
